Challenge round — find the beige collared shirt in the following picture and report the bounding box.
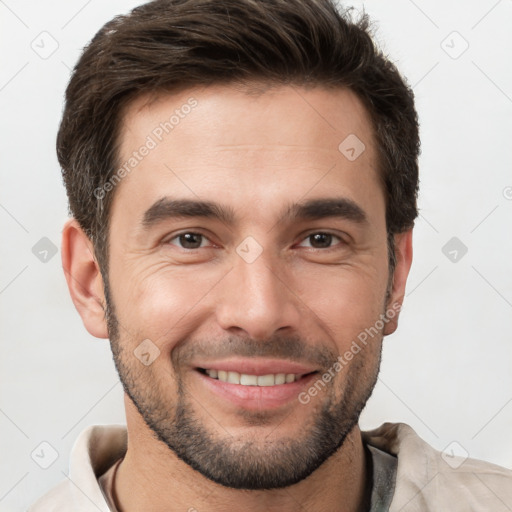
[28,422,512,511]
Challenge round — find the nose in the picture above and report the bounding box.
[215,248,302,341]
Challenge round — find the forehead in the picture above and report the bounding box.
[118,83,376,157]
[112,84,383,228]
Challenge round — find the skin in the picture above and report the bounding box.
[62,84,413,512]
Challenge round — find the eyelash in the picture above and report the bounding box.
[165,231,346,251]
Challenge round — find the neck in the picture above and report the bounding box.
[114,398,368,512]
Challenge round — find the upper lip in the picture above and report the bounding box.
[194,358,318,376]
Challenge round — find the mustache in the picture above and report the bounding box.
[173,333,338,371]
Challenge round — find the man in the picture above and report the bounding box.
[30,0,512,510]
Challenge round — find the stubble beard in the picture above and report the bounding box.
[103,275,385,490]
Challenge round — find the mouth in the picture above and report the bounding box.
[193,360,320,410]
[197,368,314,386]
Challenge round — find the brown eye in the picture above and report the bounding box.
[298,232,343,249]
[168,232,208,249]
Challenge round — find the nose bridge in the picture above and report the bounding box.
[216,242,301,339]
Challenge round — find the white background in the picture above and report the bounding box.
[1,0,511,510]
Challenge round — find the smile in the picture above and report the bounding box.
[199,368,307,386]
[194,364,320,411]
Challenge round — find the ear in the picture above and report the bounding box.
[61,218,109,339]
[383,229,413,336]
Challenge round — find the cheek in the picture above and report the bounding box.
[296,262,388,351]
[109,261,223,347]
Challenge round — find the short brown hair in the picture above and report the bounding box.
[57,0,419,277]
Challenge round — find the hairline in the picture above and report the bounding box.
[94,80,395,282]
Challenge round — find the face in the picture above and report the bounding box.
[103,84,401,489]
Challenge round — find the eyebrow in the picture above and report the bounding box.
[141,196,368,230]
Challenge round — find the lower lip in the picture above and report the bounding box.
[195,370,319,410]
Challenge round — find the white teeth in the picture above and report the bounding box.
[240,374,258,385]
[257,374,275,386]
[275,373,286,385]
[205,370,300,386]
[227,371,240,384]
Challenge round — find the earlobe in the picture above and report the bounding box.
[383,229,413,336]
[61,218,109,339]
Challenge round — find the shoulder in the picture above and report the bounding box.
[28,480,73,512]
[362,422,512,512]
[28,424,127,512]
